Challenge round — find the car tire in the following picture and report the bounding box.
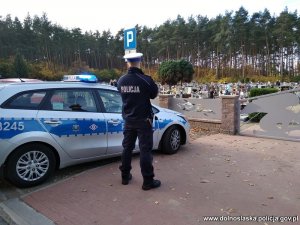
[161,126,181,154]
[5,143,56,188]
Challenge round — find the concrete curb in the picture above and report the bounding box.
[0,206,14,225]
[0,198,54,225]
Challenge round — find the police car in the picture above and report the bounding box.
[0,75,190,187]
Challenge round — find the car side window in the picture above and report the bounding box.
[4,91,46,109]
[47,90,97,112]
[98,90,122,113]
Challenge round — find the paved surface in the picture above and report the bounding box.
[1,134,300,225]
[240,123,300,142]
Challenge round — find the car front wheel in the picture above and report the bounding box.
[161,126,181,154]
[5,143,56,188]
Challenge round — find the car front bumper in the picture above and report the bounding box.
[0,163,5,179]
[0,139,14,178]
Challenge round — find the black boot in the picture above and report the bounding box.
[142,179,161,190]
[119,165,132,185]
[122,174,132,185]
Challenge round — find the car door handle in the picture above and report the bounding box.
[107,119,121,126]
[44,120,62,125]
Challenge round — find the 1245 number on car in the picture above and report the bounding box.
[0,121,25,131]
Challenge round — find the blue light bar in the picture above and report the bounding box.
[63,75,98,83]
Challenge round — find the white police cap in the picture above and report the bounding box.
[123,52,143,62]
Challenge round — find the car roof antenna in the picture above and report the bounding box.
[19,77,25,82]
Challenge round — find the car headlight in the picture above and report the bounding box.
[177,114,188,123]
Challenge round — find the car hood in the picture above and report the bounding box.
[153,104,183,116]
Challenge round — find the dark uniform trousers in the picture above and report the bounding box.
[120,120,154,184]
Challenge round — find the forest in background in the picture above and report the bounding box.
[1,6,300,83]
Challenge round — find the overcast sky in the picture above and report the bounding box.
[0,0,299,35]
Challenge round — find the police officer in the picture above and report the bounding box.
[117,52,161,190]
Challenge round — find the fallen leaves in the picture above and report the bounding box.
[220,208,237,214]
[200,179,210,183]
[189,127,219,140]
[169,186,176,191]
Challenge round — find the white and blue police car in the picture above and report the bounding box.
[0,75,190,187]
